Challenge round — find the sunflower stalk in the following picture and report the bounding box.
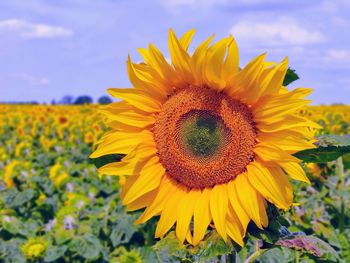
[243,241,266,263]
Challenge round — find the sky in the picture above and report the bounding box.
[0,0,350,104]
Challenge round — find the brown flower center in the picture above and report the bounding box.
[153,86,257,189]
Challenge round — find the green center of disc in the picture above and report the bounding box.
[181,111,226,157]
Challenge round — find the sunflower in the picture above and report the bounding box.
[90,29,319,246]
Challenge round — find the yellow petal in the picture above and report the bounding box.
[127,56,168,101]
[191,34,214,85]
[135,176,173,224]
[227,180,250,233]
[176,189,200,243]
[226,53,266,98]
[261,57,288,96]
[107,88,161,113]
[222,36,239,80]
[279,162,310,184]
[204,36,233,89]
[254,143,301,163]
[226,205,244,246]
[193,188,211,245]
[168,29,193,83]
[253,99,311,121]
[99,106,155,128]
[179,29,196,50]
[138,44,179,89]
[247,162,293,210]
[256,114,322,132]
[209,184,228,241]
[155,183,187,238]
[126,189,157,211]
[257,131,317,154]
[234,173,268,229]
[122,157,165,205]
[98,158,147,176]
[90,130,153,158]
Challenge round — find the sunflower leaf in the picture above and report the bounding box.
[90,154,125,169]
[275,235,341,261]
[152,232,188,262]
[294,135,350,163]
[191,231,236,260]
[283,68,299,86]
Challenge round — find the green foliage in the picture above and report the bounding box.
[294,135,350,163]
[91,154,125,169]
[283,68,299,86]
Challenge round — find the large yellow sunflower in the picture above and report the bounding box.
[90,29,319,246]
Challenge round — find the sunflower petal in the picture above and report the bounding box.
[191,34,215,85]
[193,188,211,245]
[176,189,200,243]
[122,157,165,205]
[179,29,196,50]
[227,180,250,233]
[90,130,153,158]
[254,143,301,163]
[107,88,161,113]
[226,53,266,97]
[247,162,293,210]
[222,36,239,80]
[168,29,193,82]
[234,173,268,229]
[155,183,187,238]
[279,162,311,184]
[204,36,233,89]
[226,205,244,246]
[126,189,157,211]
[210,184,228,241]
[135,176,173,224]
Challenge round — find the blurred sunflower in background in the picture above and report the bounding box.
[90,29,319,246]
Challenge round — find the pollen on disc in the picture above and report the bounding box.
[153,86,257,189]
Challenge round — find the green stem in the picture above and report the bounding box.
[336,157,345,232]
[244,241,266,263]
[244,249,266,263]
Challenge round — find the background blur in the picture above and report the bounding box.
[1,0,349,104]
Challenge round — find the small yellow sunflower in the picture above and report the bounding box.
[90,29,319,246]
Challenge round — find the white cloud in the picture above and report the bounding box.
[0,19,73,39]
[230,17,326,47]
[325,49,350,63]
[14,73,50,86]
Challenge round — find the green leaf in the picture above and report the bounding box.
[70,234,103,260]
[152,232,188,262]
[0,240,26,263]
[9,189,35,208]
[254,247,296,263]
[283,68,299,86]
[191,231,235,261]
[90,154,124,169]
[294,135,350,163]
[276,235,340,261]
[44,245,68,262]
[109,213,138,246]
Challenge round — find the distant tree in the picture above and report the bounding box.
[59,95,74,105]
[98,96,112,104]
[74,95,93,105]
[51,99,56,105]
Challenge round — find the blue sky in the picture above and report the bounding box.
[1,0,349,104]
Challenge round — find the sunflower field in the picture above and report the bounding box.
[0,103,349,262]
